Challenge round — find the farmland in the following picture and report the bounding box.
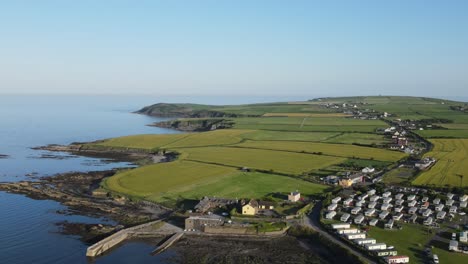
[181,146,345,175]
[415,129,468,139]
[412,139,468,187]
[233,140,406,162]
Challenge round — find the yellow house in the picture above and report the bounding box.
[242,199,258,215]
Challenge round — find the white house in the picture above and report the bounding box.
[365,209,376,217]
[395,199,404,206]
[355,238,376,245]
[365,243,387,251]
[332,223,350,229]
[356,200,365,207]
[459,194,468,202]
[368,201,377,209]
[433,198,441,205]
[383,197,393,204]
[446,199,454,206]
[381,203,391,211]
[421,196,429,203]
[343,198,353,207]
[328,203,338,211]
[288,191,301,202]
[385,219,394,229]
[424,217,433,226]
[351,207,362,215]
[393,213,403,221]
[435,204,444,212]
[436,211,446,220]
[408,200,417,207]
[362,167,375,174]
[460,201,467,208]
[382,191,392,198]
[409,214,417,223]
[379,211,389,219]
[345,233,366,240]
[394,206,403,213]
[460,231,467,243]
[449,240,459,252]
[326,211,337,219]
[354,214,365,224]
[385,256,410,264]
[369,219,378,226]
[358,194,368,201]
[447,193,454,200]
[367,189,376,196]
[369,195,380,202]
[332,197,342,204]
[407,195,416,201]
[422,209,432,217]
[395,193,404,200]
[449,206,457,213]
[337,228,359,234]
[408,207,418,214]
[341,213,351,222]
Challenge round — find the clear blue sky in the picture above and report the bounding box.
[0,0,467,97]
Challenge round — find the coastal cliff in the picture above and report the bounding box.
[150,118,234,132]
[135,103,240,118]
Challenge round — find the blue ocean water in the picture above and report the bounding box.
[0,94,307,264]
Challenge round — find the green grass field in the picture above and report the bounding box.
[233,140,406,162]
[415,129,468,139]
[155,171,328,203]
[240,130,339,142]
[413,139,468,187]
[382,167,416,184]
[181,146,345,175]
[367,224,432,263]
[95,133,187,150]
[322,133,389,145]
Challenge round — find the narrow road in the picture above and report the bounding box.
[303,202,376,264]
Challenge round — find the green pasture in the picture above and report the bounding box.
[181,146,345,175]
[233,140,406,162]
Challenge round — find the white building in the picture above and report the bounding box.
[382,191,392,198]
[421,196,429,203]
[394,206,403,213]
[337,228,359,234]
[395,193,404,200]
[365,243,387,251]
[341,213,351,222]
[436,211,446,220]
[446,199,454,206]
[460,201,467,208]
[326,211,337,219]
[407,195,416,201]
[328,203,338,211]
[449,206,457,213]
[369,219,378,226]
[351,207,362,215]
[449,240,459,252]
[433,198,441,205]
[385,256,410,264]
[365,209,375,217]
[383,197,393,204]
[368,201,377,209]
[345,232,366,240]
[355,238,376,245]
[288,191,301,202]
[379,211,389,219]
[358,194,368,201]
[435,204,444,212]
[408,200,417,207]
[393,213,403,221]
[422,209,432,217]
[381,203,391,211]
[356,200,365,207]
[408,207,418,214]
[343,198,353,207]
[367,189,376,196]
[447,193,454,200]
[395,199,404,206]
[385,219,394,229]
[460,231,467,243]
[409,214,417,223]
[460,194,468,202]
[332,197,342,204]
[354,214,365,224]
[424,217,433,226]
[332,223,350,229]
[362,167,375,174]
[369,195,380,202]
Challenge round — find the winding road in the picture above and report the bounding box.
[303,202,377,264]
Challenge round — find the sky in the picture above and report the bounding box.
[0,0,467,98]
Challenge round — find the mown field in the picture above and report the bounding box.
[181,146,345,175]
[413,139,468,187]
[415,129,468,139]
[233,140,406,162]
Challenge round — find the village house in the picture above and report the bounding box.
[288,191,301,202]
[433,198,441,205]
[409,214,417,223]
[449,240,459,252]
[385,219,394,229]
[368,201,377,209]
[355,238,376,245]
[366,243,387,251]
[345,232,366,240]
[365,209,376,217]
[435,204,444,212]
[258,201,275,210]
[343,197,353,207]
[362,167,375,174]
[447,193,455,200]
[376,250,398,257]
[422,209,432,217]
[460,231,467,243]
[421,196,429,203]
[328,203,338,211]
[332,196,342,204]
[383,197,393,204]
[379,211,389,220]
[356,200,365,207]
[421,201,430,210]
[341,213,350,222]
[382,191,392,198]
[337,228,360,234]
[395,199,404,206]
[367,189,376,196]
[423,217,433,226]
[408,200,417,207]
[460,194,468,202]
[369,195,380,202]
[460,201,467,208]
[446,199,454,206]
[326,211,337,219]
[381,203,391,211]
[354,214,365,224]
[408,206,418,214]
[358,193,369,201]
[395,193,404,200]
[194,196,238,213]
[332,223,350,229]
[242,199,258,215]
[185,214,225,231]
[351,207,362,215]
[369,218,378,226]
[436,211,446,220]
[407,194,416,201]
[393,213,403,221]
[339,173,364,188]
[394,206,403,213]
[449,206,457,214]
[385,255,410,264]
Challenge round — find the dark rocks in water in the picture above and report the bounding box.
[0,154,10,159]
[55,221,123,244]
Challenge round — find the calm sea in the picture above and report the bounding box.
[0,94,306,264]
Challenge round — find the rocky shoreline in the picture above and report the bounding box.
[150,118,234,132]
[0,154,9,159]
